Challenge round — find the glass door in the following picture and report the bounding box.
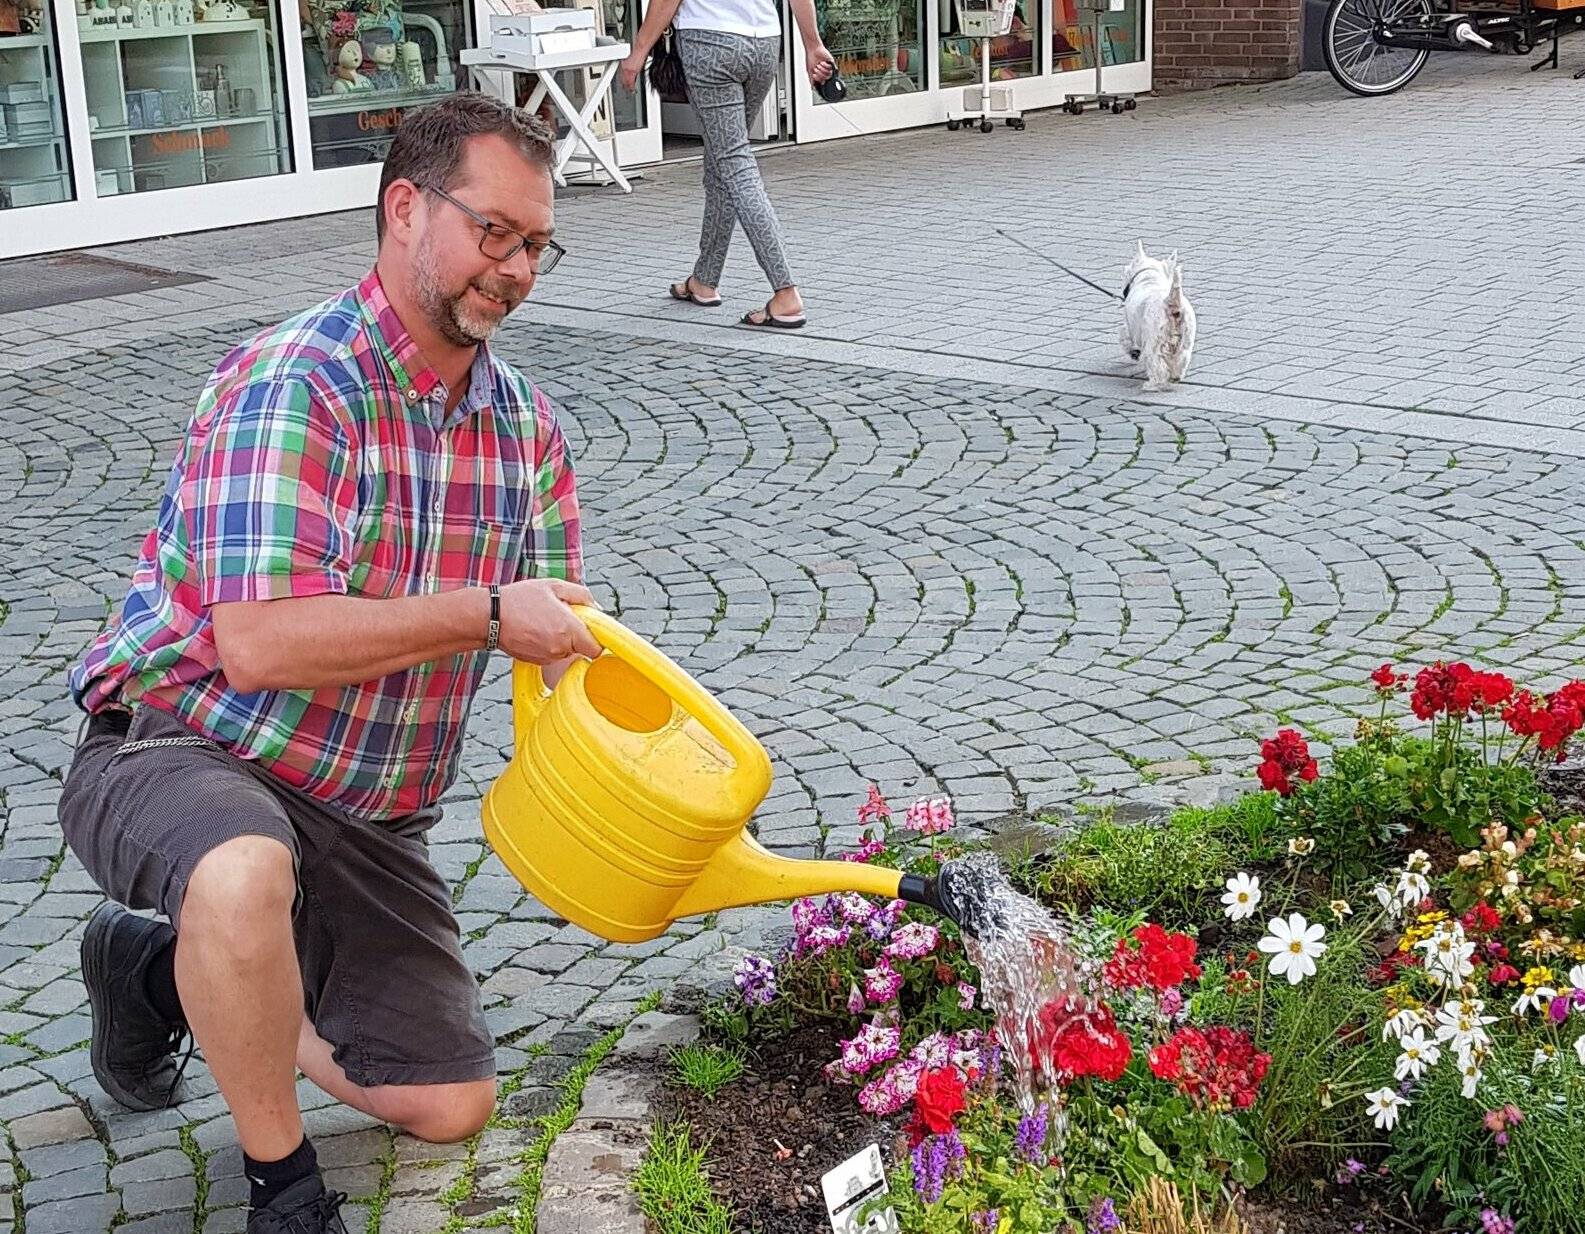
[0,0,76,207]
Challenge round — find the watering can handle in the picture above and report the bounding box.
[510,605,772,788]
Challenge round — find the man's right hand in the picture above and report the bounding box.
[496,579,603,664]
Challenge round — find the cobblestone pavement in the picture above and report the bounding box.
[5,61,1585,1232]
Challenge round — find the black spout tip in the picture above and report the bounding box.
[898,872,953,921]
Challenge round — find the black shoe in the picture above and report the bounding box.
[81,902,193,1112]
[247,1175,350,1233]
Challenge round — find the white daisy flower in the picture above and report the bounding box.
[1373,883,1404,920]
[1287,837,1316,857]
[1569,964,1585,992]
[1457,1050,1482,1100]
[1513,986,1558,1017]
[1533,1045,1557,1072]
[1382,1008,1424,1042]
[1395,869,1431,908]
[1405,849,1432,875]
[1329,899,1354,920]
[1257,912,1328,985]
[1394,1028,1441,1082]
[1364,1087,1409,1131]
[1434,999,1495,1055]
[1221,872,1262,922]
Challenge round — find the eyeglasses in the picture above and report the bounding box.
[424,185,566,274]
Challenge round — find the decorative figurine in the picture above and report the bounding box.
[331,38,370,91]
[398,39,425,89]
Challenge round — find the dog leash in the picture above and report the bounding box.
[994,228,1121,302]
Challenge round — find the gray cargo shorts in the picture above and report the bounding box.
[58,706,495,1088]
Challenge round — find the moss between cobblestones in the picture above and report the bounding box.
[359,1128,399,1234]
[178,1123,209,1234]
[468,991,662,1233]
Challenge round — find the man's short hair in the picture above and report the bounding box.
[376,93,555,242]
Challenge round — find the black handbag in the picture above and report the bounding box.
[650,27,688,99]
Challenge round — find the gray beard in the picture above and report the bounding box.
[413,234,505,347]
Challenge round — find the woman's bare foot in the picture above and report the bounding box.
[743,286,806,327]
[668,276,721,307]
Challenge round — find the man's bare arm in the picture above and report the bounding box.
[212,577,601,693]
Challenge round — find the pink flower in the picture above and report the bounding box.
[865,963,904,1003]
[1159,987,1184,1019]
[846,983,866,1015]
[840,838,886,863]
[857,784,892,825]
[957,983,977,1011]
[834,893,875,927]
[857,1057,923,1114]
[797,925,851,957]
[838,1023,902,1076]
[904,796,956,836]
[791,897,833,936]
[884,922,941,961]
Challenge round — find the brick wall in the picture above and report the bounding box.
[1152,0,1302,89]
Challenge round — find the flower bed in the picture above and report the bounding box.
[664,663,1585,1234]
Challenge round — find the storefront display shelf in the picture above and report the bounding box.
[77,19,262,42]
[92,112,270,138]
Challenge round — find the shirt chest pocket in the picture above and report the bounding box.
[351,513,524,598]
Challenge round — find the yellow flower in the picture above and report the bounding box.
[1523,966,1556,991]
[1417,910,1448,925]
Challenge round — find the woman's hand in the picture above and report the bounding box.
[619,49,645,92]
[806,43,836,84]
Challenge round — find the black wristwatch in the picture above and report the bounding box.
[485,584,501,652]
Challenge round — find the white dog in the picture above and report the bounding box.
[1119,242,1196,392]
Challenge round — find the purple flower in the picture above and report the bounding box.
[837,1023,901,1077]
[884,922,941,961]
[1087,1197,1122,1234]
[1014,1106,1048,1163]
[971,1211,1000,1233]
[957,982,977,1011]
[732,954,776,1007]
[1480,1209,1515,1234]
[790,897,833,936]
[797,924,851,957]
[1158,987,1184,1019]
[864,963,903,1004]
[846,983,865,1016]
[834,893,874,927]
[1335,1158,1365,1185]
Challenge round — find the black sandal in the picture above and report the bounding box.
[669,279,722,308]
[740,300,806,330]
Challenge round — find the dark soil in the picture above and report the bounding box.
[654,1020,899,1234]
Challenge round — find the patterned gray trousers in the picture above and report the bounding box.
[676,29,794,291]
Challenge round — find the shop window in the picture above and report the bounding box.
[816,0,925,101]
[1053,0,1142,71]
[939,0,1037,88]
[301,0,466,168]
[72,0,292,194]
[1,0,74,207]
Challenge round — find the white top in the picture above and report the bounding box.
[674,0,780,39]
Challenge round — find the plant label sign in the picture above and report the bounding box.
[821,1143,898,1234]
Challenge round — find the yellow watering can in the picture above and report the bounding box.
[481,606,957,944]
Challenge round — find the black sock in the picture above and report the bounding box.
[142,938,185,1026]
[245,1136,318,1211]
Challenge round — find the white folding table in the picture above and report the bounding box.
[462,38,633,192]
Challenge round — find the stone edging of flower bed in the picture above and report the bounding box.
[535,1010,703,1233]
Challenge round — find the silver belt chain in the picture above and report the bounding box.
[110,735,218,759]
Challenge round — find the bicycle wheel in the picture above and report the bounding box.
[1323,0,1432,96]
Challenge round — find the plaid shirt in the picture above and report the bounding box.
[70,271,582,821]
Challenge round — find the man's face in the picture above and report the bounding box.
[406,134,555,348]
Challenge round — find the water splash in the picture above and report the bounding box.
[938,853,1090,1113]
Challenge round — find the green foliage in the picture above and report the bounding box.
[668,1043,745,1099]
[1396,734,1540,850]
[1387,1042,1585,1234]
[1273,740,1410,888]
[634,1123,734,1234]
[1213,925,1395,1186]
[1026,804,1252,927]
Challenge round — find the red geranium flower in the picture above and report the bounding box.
[911,1066,966,1136]
[1371,663,1403,694]
[1030,1000,1133,1084]
[1487,963,1521,987]
[1257,728,1317,797]
[1105,924,1201,992]
[1148,1026,1270,1111]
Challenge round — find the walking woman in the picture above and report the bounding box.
[619,0,835,328]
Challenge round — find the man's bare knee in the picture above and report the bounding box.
[389,1079,497,1143]
[182,835,295,941]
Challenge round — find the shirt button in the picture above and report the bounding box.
[405,388,420,403]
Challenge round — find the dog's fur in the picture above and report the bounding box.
[1119,241,1196,392]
